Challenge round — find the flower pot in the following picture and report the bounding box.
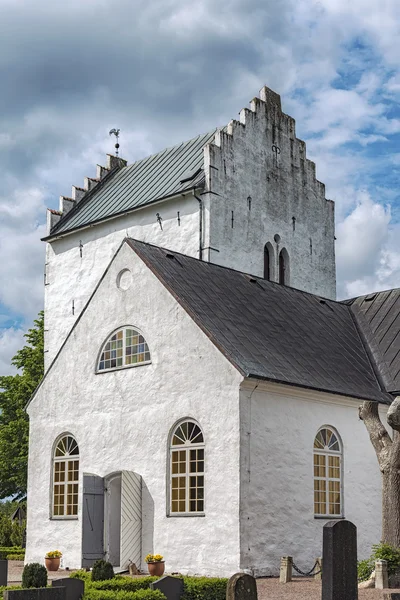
[45,557,60,571]
[147,561,165,577]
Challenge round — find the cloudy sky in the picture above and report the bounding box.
[0,0,399,374]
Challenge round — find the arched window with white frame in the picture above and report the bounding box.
[52,434,79,517]
[313,426,343,517]
[97,326,151,372]
[169,420,204,515]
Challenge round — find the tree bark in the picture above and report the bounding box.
[359,400,395,544]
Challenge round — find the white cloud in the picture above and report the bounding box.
[0,327,25,376]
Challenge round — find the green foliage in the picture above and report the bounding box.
[357,558,373,582]
[6,553,25,560]
[22,562,48,588]
[0,546,24,559]
[357,542,400,581]
[86,574,227,600]
[0,312,44,499]
[372,543,400,575]
[0,586,22,594]
[84,590,165,600]
[91,560,115,582]
[91,577,158,592]
[181,577,228,600]
[0,516,12,546]
[11,520,25,547]
[70,570,92,581]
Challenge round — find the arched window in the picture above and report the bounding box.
[169,420,204,515]
[313,427,342,517]
[279,248,290,285]
[97,327,150,372]
[53,435,79,517]
[264,243,274,280]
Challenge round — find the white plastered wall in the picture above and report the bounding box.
[27,241,242,576]
[44,193,202,369]
[202,91,336,300]
[239,381,386,576]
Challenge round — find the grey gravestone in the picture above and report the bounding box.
[150,576,184,600]
[226,573,257,600]
[4,588,66,600]
[0,560,7,586]
[52,578,84,600]
[322,520,357,600]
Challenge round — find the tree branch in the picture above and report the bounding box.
[359,401,392,472]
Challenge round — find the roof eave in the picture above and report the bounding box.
[41,182,205,243]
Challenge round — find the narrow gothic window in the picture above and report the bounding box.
[313,427,342,517]
[169,420,204,515]
[97,327,150,372]
[264,245,270,280]
[52,435,79,517]
[279,248,289,285]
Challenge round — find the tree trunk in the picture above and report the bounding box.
[359,400,398,544]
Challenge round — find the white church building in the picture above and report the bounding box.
[25,86,400,577]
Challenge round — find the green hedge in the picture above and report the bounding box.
[181,577,227,600]
[91,577,158,592]
[0,547,24,559]
[6,554,25,560]
[84,589,166,600]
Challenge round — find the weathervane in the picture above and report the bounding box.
[109,128,120,157]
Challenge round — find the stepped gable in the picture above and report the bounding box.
[127,238,392,404]
[43,131,216,239]
[345,288,400,395]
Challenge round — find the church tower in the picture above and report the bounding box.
[200,86,336,299]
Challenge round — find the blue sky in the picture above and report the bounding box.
[0,0,399,374]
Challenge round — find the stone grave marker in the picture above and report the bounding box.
[150,576,184,600]
[0,560,7,587]
[226,573,257,600]
[322,520,357,600]
[4,588,66,600]
[52,578,84,600]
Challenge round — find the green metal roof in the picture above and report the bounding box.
[49,129,217,237]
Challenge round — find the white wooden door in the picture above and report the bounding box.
[119,471,142,570]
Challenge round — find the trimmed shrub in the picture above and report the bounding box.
[92,560,115,582]
[22,563,48,588]
[84,590,166,600]
[0,546,24,559]
[70,570,92,581]
[181,577,228,600]
[92,577,158,592]
[6,554,25,560]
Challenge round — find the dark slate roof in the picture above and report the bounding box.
[346,289,400,394]
[127,239,392,403]
[50,130,216,237]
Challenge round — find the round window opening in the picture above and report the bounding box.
[117,269,132,291]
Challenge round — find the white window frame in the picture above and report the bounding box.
[51,434,79,519]
[96,326,151,373]
[313,426,343,518]
[168,419,205,517]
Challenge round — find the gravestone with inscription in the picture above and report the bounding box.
[52,578,84,600]
[226,573,257,600]
[150,576,184,600]
[322,520,357,600]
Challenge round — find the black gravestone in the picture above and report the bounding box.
[4,588,66,600]
[150,576,184,600]
[226,573,257,600]
[52,578,84,600]
[0,560,7,586]
[322,520,357,600]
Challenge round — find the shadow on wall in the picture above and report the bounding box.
[141,480,155,569]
